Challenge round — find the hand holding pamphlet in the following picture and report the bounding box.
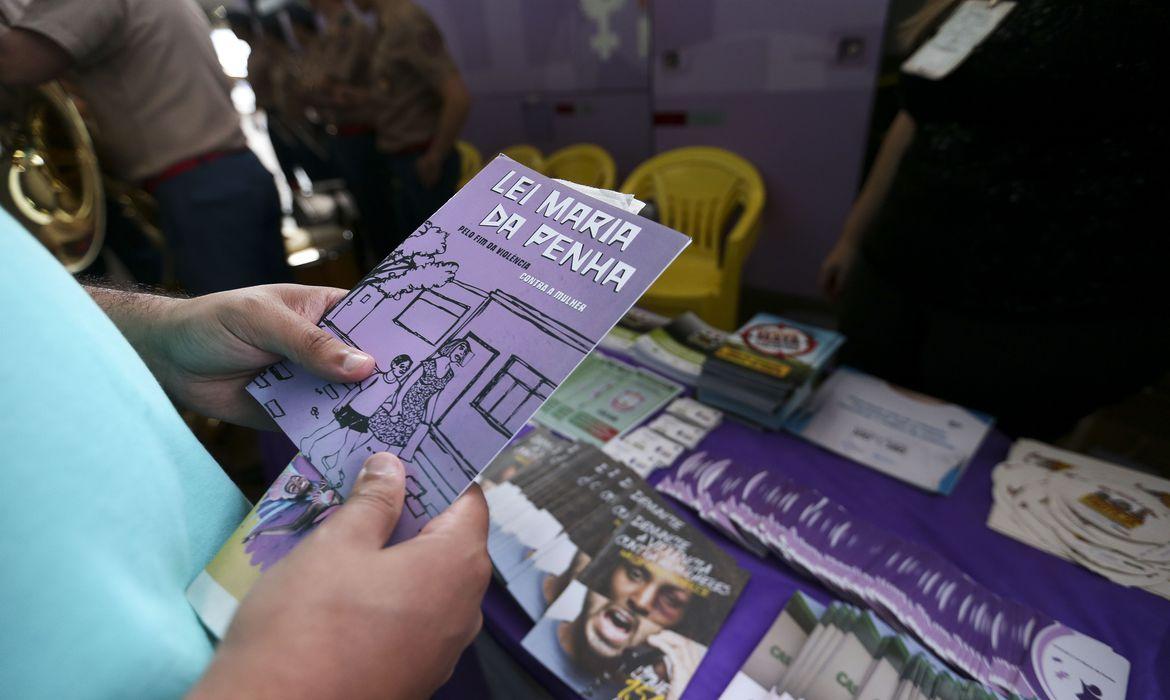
[185,157,690,635]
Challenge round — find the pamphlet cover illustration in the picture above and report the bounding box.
[187,156,689,634]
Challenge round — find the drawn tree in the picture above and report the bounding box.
[327,221,460,332]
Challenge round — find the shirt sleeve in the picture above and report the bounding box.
[401,8,457,87]
[12,0,127,65]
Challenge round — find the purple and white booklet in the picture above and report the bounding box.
[186,156,689,636]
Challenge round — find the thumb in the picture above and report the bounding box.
[265,304,375,383]
[420,483,489,545]
[320,453,406,547]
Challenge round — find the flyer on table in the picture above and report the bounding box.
[787,366,993,494]
[187,156,689,636]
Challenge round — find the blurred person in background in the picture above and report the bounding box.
[0,0,290,295]
[351,0,470,255]
[305,0,386,268]
[249,4,338,187]
[819,0,1169,438]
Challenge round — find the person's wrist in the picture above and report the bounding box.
[86,286,185,368]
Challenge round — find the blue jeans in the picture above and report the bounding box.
[153,150,290,295]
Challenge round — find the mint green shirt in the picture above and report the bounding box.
[0,213,250,698]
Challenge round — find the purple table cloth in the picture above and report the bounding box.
[482,416,1170,699]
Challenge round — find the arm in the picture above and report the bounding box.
[0,28,72,85]
[416,72,470,187]
[84,284,376,428]
[819,110,917,299]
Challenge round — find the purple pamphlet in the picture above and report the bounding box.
[186,157,688,636]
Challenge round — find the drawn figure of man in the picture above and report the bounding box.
[301,354,413,480]
[244,475,342,543]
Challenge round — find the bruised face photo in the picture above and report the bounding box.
[608,553,692,629]
[574,549,694,661]
[284,475,312,496]
[578,590,659,660]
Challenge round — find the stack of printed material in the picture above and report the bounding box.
[629,311,729,385]
[184,156,690,635]
[787,367,994,495]
[533,353,682,447]
[598,306,670,352]
[657,454,1131,700]
[697,314,844,430]
[988,439,1170,600]
[480,428,749,700]
[721,591,1022,700]
[603,396,724,476]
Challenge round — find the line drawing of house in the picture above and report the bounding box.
[324,276,592,524]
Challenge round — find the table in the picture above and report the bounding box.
[482,403,1170,698]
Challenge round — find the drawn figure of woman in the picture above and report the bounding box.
[369,338,471,447]
[301,354,413,478]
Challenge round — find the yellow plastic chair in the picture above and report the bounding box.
[455,141,482,189]
[621,147,765,330]
[543,143,616,190]
[500,144,545,173]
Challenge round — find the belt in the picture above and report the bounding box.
[142,148,248,193]
[336,124,375,137]
[386,138,433,156]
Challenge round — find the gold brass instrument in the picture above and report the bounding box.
[1,82,105,272]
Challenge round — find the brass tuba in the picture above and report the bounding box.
[1,82,105,272]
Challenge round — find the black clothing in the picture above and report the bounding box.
[842,0,1170,436]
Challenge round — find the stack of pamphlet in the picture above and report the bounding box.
[629,311,728,385]
[697,313,844,430]
[602,396,724,476]
[481,428,749,700]
[597,306,670,352]
[722,591,1026,700]
[657,453,1130,700]
[988,439,1170,600]
[533,353,682,448]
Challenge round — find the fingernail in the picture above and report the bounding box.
[360,453,402,479]
[341,348,372,372]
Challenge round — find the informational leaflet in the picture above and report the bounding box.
[522,511,749,700]
[787,367,994,494]
[186,157,689,636]
[534,353,682,447]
